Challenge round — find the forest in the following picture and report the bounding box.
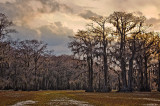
[0,11,160,92]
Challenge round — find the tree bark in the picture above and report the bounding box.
[34,60,37,91]
[144,55,150,91]
[101,24,110,92]
[128,37,136,92]
[121,57,127,91]
[14,63,18,91]
[136,56,145,91]
[103,46,110,92]
[86,56,93,92]
[118,73,121,91]
[128,57,133,91]
[120,32,127,91]
[158,55,160,91]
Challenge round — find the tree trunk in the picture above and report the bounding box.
[120,32,127,91]
[86,56,93,92]
[136,56,145,91]
[121,57,127,91]
[90,57,93,91]
[98,71,101,90]
[158,56,160,91]
[128,37,136,92]
[103,49,110,92]
[14,64,18,91]
[101,24,110,92]
[144,55,150,91]
[118,73,121,91]
[34,60,37,91]
[128,57,133,91]
[140,67,144,91]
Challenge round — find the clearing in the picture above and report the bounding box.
[0,90,160,106]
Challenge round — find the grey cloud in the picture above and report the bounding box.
[0,0,75,55]
[106,0,160,12]
[47,45,71,55]
[39,22,73,55]
[0,2,23,19]
[0,0,73,20]
[11,26,38,40]
[79,10,101,19]
[11,22,73,55]
[35,0,73,13]
[39,22,73,46]
[146,18,160,25]
[145,18,160,30]
[0,0,35,23]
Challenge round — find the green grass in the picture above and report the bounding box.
[0,90,160,106]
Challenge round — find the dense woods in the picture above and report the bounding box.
[0,11,160,92]
[69,12,160,92]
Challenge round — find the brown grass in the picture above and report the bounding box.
[0,90,160,106]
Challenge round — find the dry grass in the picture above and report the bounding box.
[0,90,160,106]
[67,91,160,106]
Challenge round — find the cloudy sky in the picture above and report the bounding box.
[1,0,160,55]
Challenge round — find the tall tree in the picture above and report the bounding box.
[108,12,144,91]
[154,33,160,91]
[135,32,155,91]
[126,17,146,91]
[89,16,112,92]
[69,30,99,92]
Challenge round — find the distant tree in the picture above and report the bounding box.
[68,30,99,92]
[0,13,15,89]
[28,40,47,90]
[16,40,47,90]
[0,13,15,40]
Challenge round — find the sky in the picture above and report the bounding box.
[0,0,160,55]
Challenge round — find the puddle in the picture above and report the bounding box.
[143,104,158,106]
[109,96,160,102]
[49,97,93,106]
[12,100,37,106]
[135,98,160,102]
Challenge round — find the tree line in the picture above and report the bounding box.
[0,11,160,92]
[0,13,89,91]
[68,11,160,92]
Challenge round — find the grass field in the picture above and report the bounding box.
[0,90,160,106]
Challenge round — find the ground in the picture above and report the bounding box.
[0,90,160,106]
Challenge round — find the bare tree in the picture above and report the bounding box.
[89,16,112,92]
[154,33,160,91]
[68,30,99,92]
[108,12,145,91]
[0,13,15,89]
